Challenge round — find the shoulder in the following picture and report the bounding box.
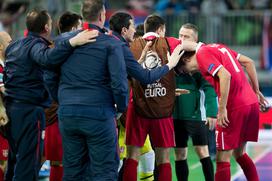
[54,31,77,43]
[166,37,181,53]
[166,37,180,46]
[196,45,217,58]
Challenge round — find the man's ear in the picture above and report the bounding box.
[71,27,76,31]
[45,24,50,32]
[121,27,127,36]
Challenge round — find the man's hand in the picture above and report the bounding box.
[217,106,229,128]
[138,41,153,64]
[205,117,217,130]
[166,44,185,70]
[175,88,190,96]
[0,106,8,126]
[181,40,198,51]
[69,30,99,47]
[256,91,269,112]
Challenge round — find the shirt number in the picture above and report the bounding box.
[218,48,240,73]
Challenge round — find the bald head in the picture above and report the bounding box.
[0,31,12,59]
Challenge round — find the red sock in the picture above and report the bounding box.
[158,163,172,181]
[123,158,138,181]
[0,168,4,181]
[215,162,230,181]
[236,153,259,181]
[50,166,63,181]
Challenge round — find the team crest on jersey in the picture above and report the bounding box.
[208,63,215,73]
[142,51,162,70]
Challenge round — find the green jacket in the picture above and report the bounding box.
[173,72,218,121]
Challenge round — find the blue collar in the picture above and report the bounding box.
[111,31,129,46]
[83,23,108,34]
[27,31,52,45]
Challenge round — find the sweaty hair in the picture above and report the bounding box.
[26,9,50,33]
[144,15,165,33]
[181,23,198,36]
[134,24,144,38]
[82,0,104,22]
[181,51,195,62]
[58,11,82,33]
[109,12,133,35]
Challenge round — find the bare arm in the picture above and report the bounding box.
[238,54,269,109]
[0,95,8,126]
[138,41,152,64]
[216,67,231,128]
[181,40,199,52]
[238,54,259,92]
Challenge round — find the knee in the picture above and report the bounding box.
[155,148,170,165]
[216,150,232,162]
[175,148,187,160]
[126,146,141,160]
[194,146,209,159]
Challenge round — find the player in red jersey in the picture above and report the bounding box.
[123,15,198,181]
[0,31,12,181]
[177,43,268,181]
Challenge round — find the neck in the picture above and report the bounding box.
[87,21,103,29]
[39,33,49,40]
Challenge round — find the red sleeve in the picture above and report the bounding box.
[196,47,222,76]
[229,48,239,59]
[166,37,181,54]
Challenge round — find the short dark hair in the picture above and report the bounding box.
[174,51,195,75]
[134,24,144,38]
[144,15,165,33]
[181,23,198,35]
[26,9,50,33]
[82,0,104,22]
[58,11,82,33]
[109,12,133,35]
[181,51,195,62]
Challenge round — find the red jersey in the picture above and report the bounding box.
[196,43,258,111]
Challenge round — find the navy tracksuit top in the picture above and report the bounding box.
[4,32,73,107]
[58,24,128,112]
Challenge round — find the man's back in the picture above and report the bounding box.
[196,43,258,110]
[58,32,128,112]
[4,35,51,107]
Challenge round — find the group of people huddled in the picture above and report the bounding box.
[0,0,268,181]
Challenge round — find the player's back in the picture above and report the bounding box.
[197,44,258,111]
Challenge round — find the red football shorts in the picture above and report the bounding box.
[216,103,259,150]
[0,135,8,160]
[125,99,175,148]
[45,121,63,161]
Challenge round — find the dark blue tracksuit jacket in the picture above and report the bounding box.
[4,32,73,107]
[3,32,74,181]
[57,24,128,181]
[57,26,128,112]
[111,31,170,84]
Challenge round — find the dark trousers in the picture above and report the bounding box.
[5,101,45,181]
[58,106,119,181]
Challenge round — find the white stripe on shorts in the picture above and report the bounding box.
[222,132,225,150]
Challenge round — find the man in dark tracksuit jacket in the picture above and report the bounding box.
[109,27,180,84]
[3,10,95,181]
[57,1,128,180]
